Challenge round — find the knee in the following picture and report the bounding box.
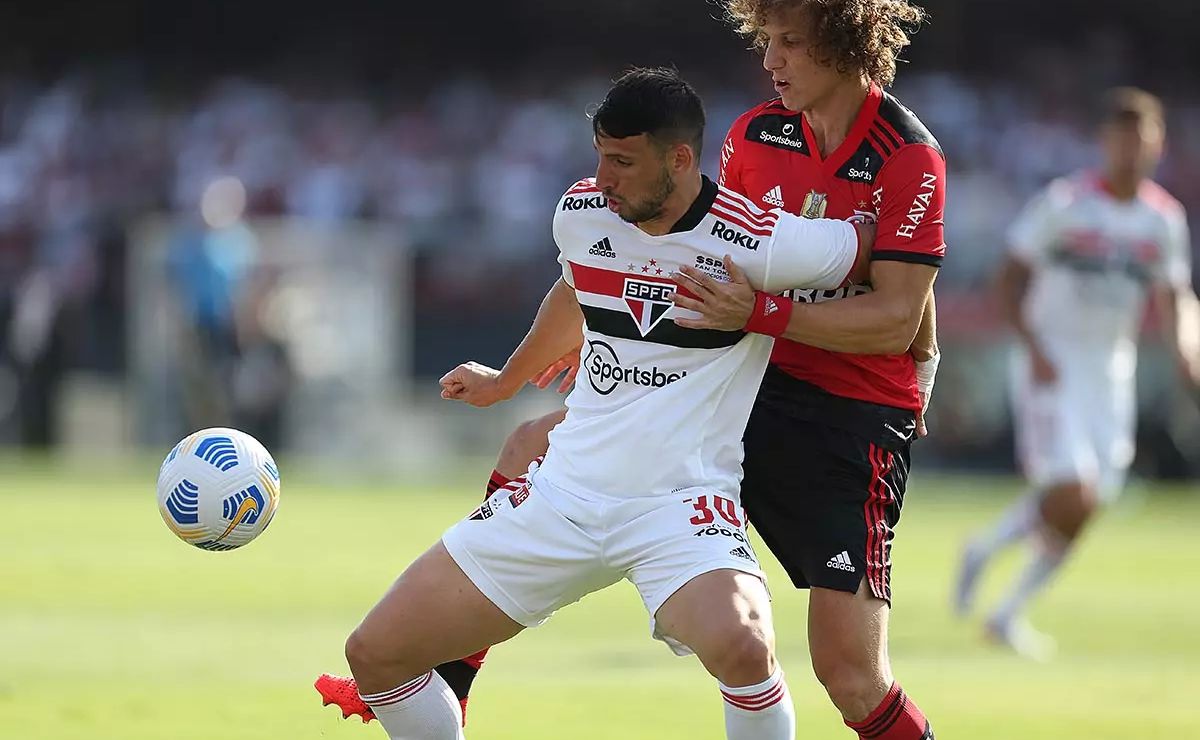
[707,625,776,686]
[345,628,381,671]
[812,654,887,720]
[1039,482,1099,541]
[496,418,551,476]
[345,626,412,676]
[344,628,372,674]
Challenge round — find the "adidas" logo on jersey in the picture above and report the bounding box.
[729,546,755,562]
[762,185,785,208]
[588,236,617,258]
[826,551,856,572]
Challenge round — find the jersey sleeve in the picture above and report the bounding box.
[1158,207,1193,288]
[872,144,946,267]
[553,211,575,287]
[554,178,595,287]
[1007,180,1066,264]
[718,115,749,194]
[753,211,858,293]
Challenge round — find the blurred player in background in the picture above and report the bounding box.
[385,2,945,739]
[955,88,1200,658]
[321,68,877,740]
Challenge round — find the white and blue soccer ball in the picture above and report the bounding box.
[156,427,281,551]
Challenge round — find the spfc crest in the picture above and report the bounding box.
[801,190,828,219]
[623,277,675,336]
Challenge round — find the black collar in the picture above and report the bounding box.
[668,174,718,234]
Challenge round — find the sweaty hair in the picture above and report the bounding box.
[592,67,706,157]
[1101,86,1164,128]
[722,0,927,86]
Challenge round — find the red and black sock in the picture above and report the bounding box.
[846,683,933,740]
[431,470,508,724]
[485,469,513,497]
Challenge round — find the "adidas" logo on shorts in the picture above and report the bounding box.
[826,551,856,572]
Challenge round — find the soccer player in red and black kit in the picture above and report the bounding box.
[318,2,941,737]
[675,3,941,737]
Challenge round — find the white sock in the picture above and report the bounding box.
[719,666,795,740]
[359,671,465,740]
[971,491,1040,559]
[989,536,1068,627]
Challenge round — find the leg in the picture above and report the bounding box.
[345,541,524,738]
[655,569,778,686]
[984,478,1097,659]
[347,542,523,693]
[736,380,933,739]
[616,488,793,740]
[344,472,612,737]
[1037,479,1098,542]
[954,488,1041,616]
[810,583,932,738]
[437,407,564,721]
[494,408,563,480]
[981,359,1106,656]
[655,569,795,740]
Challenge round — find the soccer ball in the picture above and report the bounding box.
[156,427,281,551]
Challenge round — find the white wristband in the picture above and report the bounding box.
[915,352,940,408]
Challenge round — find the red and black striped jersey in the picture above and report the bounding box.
[719,82,946,412]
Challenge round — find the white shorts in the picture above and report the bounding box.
[1010,347,1135,500]
[441,463,764,655]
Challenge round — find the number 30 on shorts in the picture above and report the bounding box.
[686,495,743,528]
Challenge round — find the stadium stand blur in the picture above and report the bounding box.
[0,0,1197,477]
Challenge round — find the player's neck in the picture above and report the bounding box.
[637,171,703,237]
[802,76,871,158]
[1100,170,1141,201]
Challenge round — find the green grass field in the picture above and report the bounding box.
[1,457,1197,739]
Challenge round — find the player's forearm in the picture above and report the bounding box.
[997,258,1043,355]
[780,292,923,355]
[1157,285,1200,367]
[497,279,584,396]
[909,292,938,362]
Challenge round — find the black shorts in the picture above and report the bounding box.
[741,367,915,604]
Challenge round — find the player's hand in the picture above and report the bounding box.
[670,254,755,331]
[531,346,582,394]
[916,392,930,438]
[1030,347,1057,386]
[439,361,512,407]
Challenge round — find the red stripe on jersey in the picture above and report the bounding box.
[568,261,699,300]
[715,191,777,225]
[710,205,774,237]
[566,180,600,195]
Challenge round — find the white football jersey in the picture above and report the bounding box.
[1010,172,1191,362]
[537,175,857,499]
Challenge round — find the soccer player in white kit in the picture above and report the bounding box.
[955,88,1200,658]
[337,68,876,740]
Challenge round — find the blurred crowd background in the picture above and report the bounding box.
[1,0,1198,477]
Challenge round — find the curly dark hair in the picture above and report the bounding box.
[722,0,927,86]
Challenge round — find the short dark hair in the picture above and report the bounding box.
[592,67,706,157]
[1101,86,1164,128]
